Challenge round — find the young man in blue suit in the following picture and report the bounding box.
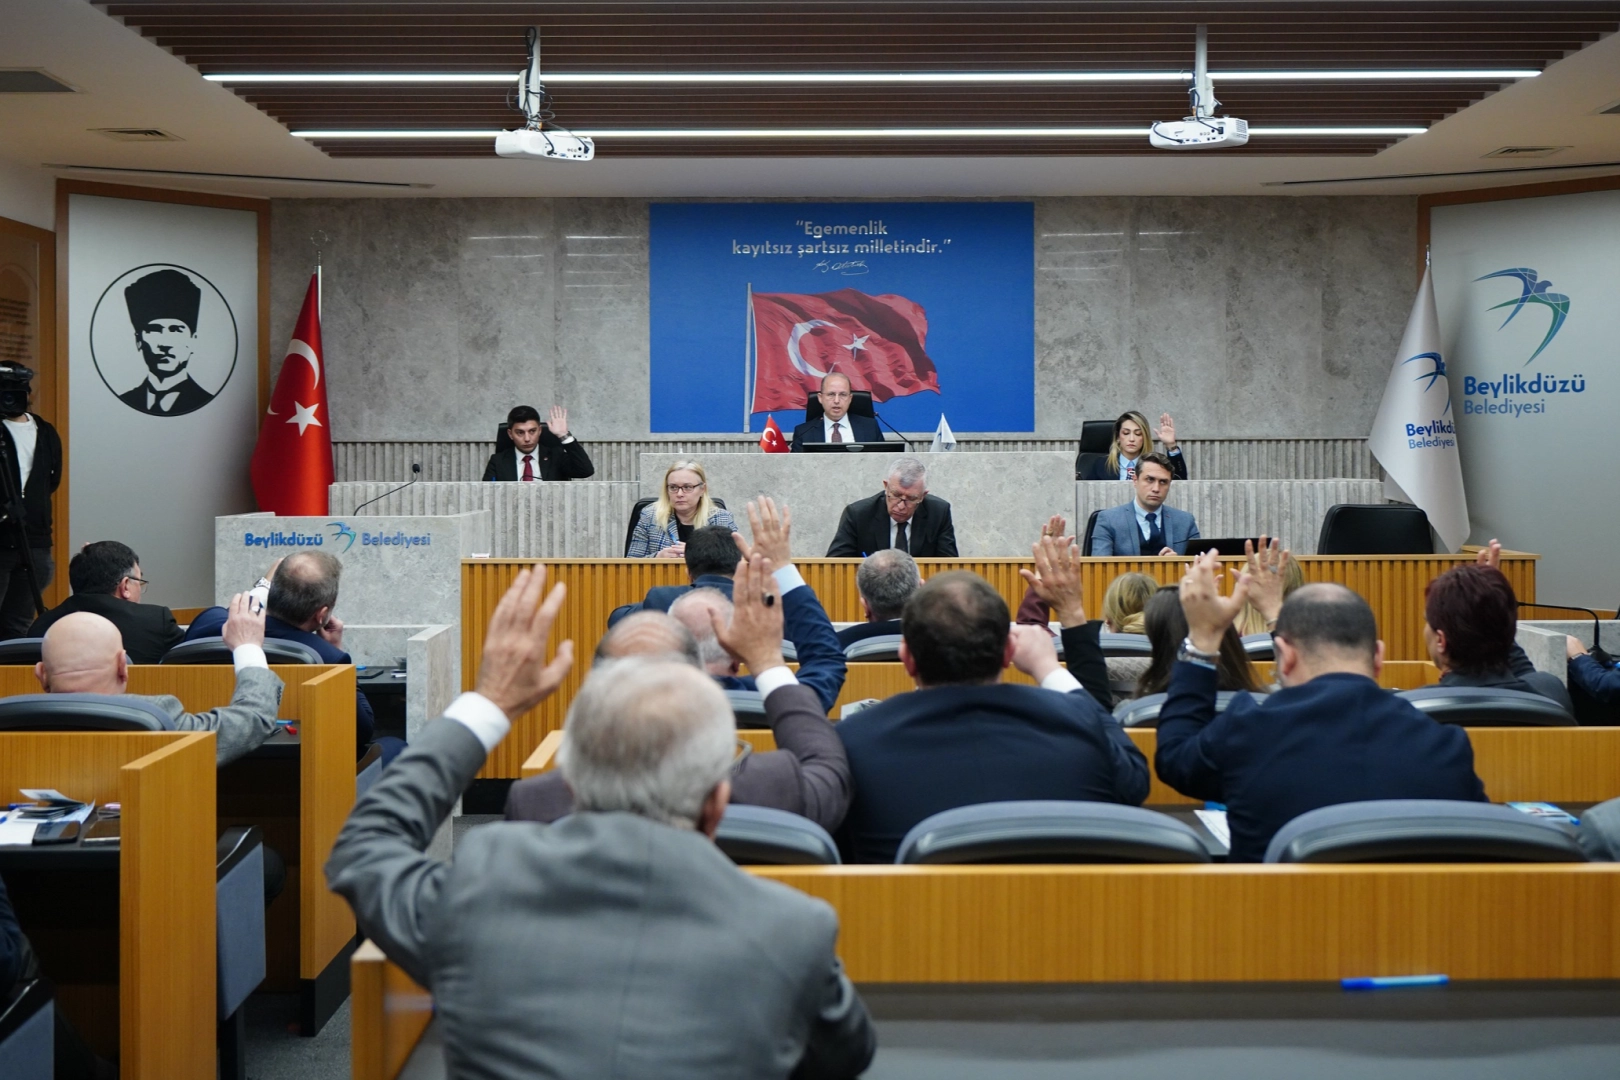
[1156,548,1486,862]
[790,372,882,450]
[1088,452,1200,556]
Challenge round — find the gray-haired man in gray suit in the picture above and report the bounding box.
[326,558,876,1080]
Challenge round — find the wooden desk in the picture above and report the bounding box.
[0,664,359,1034]
[351,941,435,1080]
[0,731,215,1079]
[464,555,1534,777]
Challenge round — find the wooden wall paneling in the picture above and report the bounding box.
[350,941,434,1080]
[751,863,1620,983]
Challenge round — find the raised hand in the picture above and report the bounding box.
[1180,550,1249,654]
[1018,534,1088,627]
[710,552,785,675]
[1009,623,1062,682]
[221,592,266,651]
[734,496,793,567]
[547,405,569,438]
[1474,538,1502,570]
[1240,534,1292,626]
[473,567,575,721]
[1040,513,1070,543]
[1153,412,1178,449]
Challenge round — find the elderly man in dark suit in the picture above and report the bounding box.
[826,455,957,558]
[481,404,594,481]
[837,548,920,649]
[29,541,184,663]
[327,563,875,1080]
[1156,548,1487,862]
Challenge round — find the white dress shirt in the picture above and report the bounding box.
[822,416,854,443]
[512,435,576,481]
[3,414,36,485]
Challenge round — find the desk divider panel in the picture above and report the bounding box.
[350,941,434,1080]
[296,666,359,986]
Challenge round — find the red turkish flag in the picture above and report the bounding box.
[250,273,333,515]
[759,415,789,453]
[751,288,939,413]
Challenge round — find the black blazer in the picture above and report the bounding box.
[833,624,1149,863]
[1155,662,1487,862]
[482,427,595,481]
[790,414,883,451]
[29,592,185,664]
[826,492,957,558]
[1078,448,1188,482]
[0,414,62,548]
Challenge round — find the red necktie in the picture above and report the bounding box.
[831,422,844,444]
[521,454,535,481]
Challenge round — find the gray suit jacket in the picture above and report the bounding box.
[133,665,283,766]
[327,716,876,1080]
[1089,501,1200,556]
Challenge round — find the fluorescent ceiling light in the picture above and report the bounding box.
[1249,126,1426,136]
[217,69,1537,86]
[292,126,1424,140]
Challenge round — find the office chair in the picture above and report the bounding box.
[1265,800,1587,863]
[1241,633,1276,660]
[0,637,45,665]
[1114,690,1269,728]
[1098,633,1153,658]
[723,688,769,729]
[844,634,903,662]
[1316,504,1434,555]
[216,826,267,1080]
[1074,419,1116,479]
[897,801,1211,864]
[0,693,175,732]
[1079,509,1104,556]
[714,805,841,865]
[162,636,323,665]
[1397,686,1576,727]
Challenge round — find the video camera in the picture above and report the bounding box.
[0,362,34,419]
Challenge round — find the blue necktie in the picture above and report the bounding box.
[1144,511,1164,554]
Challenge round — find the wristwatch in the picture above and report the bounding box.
[1177,636,1220,664]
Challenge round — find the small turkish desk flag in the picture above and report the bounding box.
[251,273,333,515]
[759,415,790,454]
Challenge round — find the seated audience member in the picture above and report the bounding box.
[834,538,1149,863]
[1155,552,1486,862]
[1088,453,1200,556]
[28,540,184,662]
[1425,558,1573,712]
[628,459,737,559]
[187,552,378,757]
[1101,572,1157,635]
[1566,634,1620,708]
[507,557,851,832]
[1135,586,1260,698]
[1078,410,1188,481]
[826,456,957,558]
[481,404,594,481]
[37,599,281,766]
[327,567,876,1080]
[791,371,882,450]
[838,549,921,648]
[608,525,741,626]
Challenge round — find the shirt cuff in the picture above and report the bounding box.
[560,434,576,444]
[753,666,800,698]
[443,691,511,753]
[772,564,807,595]
[1167,447,1182,456]
[231,643,268,672]
[1041,668,1083,693]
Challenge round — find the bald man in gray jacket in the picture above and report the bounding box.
[327,561,874,1080]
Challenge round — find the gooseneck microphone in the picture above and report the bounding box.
[352,463,421,515]
[870,408,912,448]
[1517,599,1612,665]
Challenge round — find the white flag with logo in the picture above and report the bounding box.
[929,413,957,453]
[1368,265,1469,551]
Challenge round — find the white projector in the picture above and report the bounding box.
[1149,117,1248,149]
[495,128,595,162]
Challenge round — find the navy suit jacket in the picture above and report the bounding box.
[1155,662,1487,862]
[1088,501,1200,556]
[790,414,882,451]
[834,624,1148,864]
[185,607,375,750]
[1570,653,1620,704]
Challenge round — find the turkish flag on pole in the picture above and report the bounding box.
[751,288,939,413]
[758,416,789,453]
[251,273,333,515]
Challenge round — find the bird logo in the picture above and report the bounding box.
[1474,267,1570,365]
[1401,351,1451,414]
[326,521,356,553]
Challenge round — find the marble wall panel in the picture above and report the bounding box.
[1073,479,1385,556]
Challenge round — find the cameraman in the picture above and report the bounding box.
[0,363,62,638]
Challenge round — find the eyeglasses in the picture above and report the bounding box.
[667,482,705,495]
[820,390,852,401]
[124,574,150,588]
[884,489,924,507]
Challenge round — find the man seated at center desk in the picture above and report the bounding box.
[1088,452,1200,557]
[790,372,882,450]
[826,456,957,558]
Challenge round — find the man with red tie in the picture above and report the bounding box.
[482,404,595,482]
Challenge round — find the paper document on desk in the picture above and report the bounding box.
[0,814,38,846]
[1194,809,1231,848]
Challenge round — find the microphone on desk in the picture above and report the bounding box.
[1517,600,1613,666]
[352,463,421,516]
[870,408,912,448]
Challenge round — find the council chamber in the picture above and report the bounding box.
[3,3,1620,1080]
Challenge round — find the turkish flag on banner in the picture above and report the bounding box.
[250,273,333,515]
[758,416,789,453]
[752,288,939,413]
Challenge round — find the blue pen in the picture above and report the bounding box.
[1342,974,1449,991]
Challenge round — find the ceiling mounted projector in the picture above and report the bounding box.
[497,27,595,162]
[1149,25,1248,150]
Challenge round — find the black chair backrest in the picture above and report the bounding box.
[1080,509,1103,556]
[1397,686,1576,727]
[1114,690,1267,728]
[723,688,769,730]
[163,636,322,665]
[495,421,513,455]
[844,634,903,662]
[1316,503,1433,555]
[1098,633,1153,658]
[1265,799,1587,863]
[897,800,1211,865]
[0,977,52,1062]
[1079,420,1115,454]
[0,693,174,732]
[1240,633,1276,660]
[714,804,841,865]
[804,389,875,423]
[0,637,45,665]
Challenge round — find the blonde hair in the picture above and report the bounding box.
[654,460,719,532]
[1105,411,1154,478]
[1233,553,1306,636]
[1102,572,1157,634]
